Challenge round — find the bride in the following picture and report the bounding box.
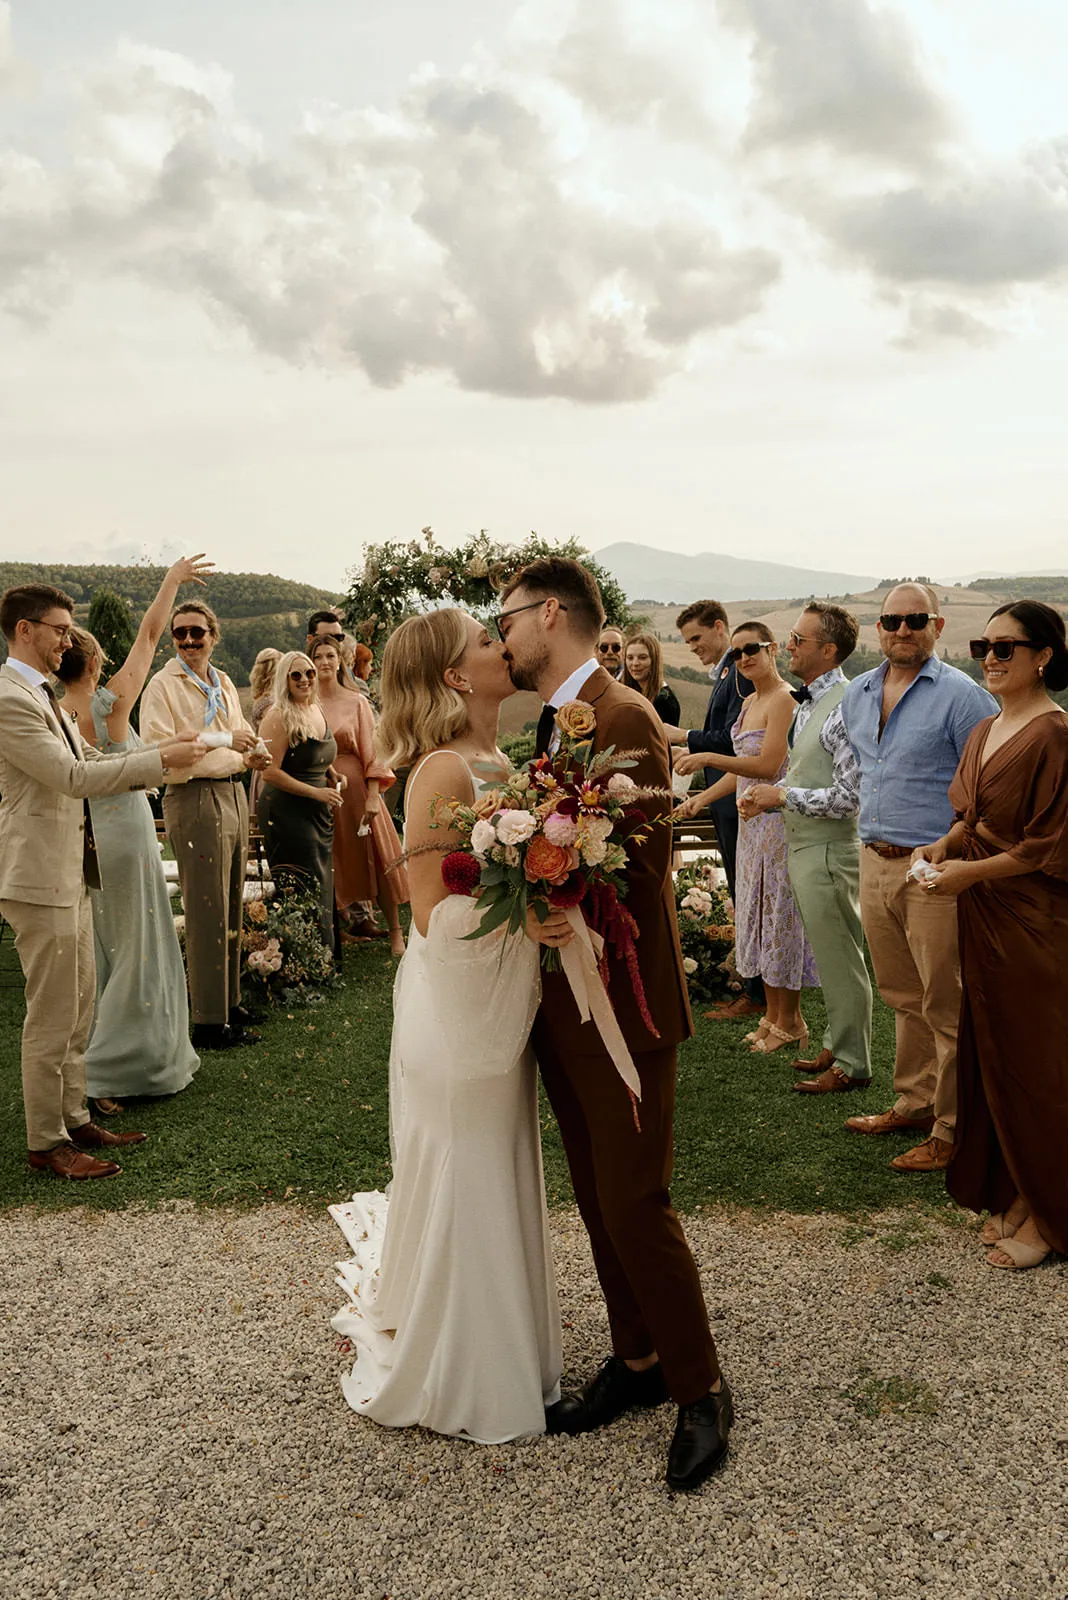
[330,609,564,1442]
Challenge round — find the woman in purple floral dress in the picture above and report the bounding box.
[674,622,817,1052]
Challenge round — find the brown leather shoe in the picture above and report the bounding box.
[69,1121,147,1148]
[703,996,763,1022]
[890,1135,953,1172]
[793,1048,836,1074]
[844,1108,936,1136]
[793,1065,872,1094]
[28,1143,121,1180]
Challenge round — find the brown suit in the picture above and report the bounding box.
[533,668,719,1404]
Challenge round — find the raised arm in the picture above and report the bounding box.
[103,555,216,739]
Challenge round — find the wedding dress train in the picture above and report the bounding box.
[330,892,562,1443]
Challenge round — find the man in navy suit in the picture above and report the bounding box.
[663,599,764,1021]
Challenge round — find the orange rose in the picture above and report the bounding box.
[524,833,577,886]
[554,700,596,740]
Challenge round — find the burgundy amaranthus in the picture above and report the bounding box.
[586,883,660,1040]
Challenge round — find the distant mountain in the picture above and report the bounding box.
[592,542,877,604]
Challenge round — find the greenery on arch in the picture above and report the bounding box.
[342,529,630,653]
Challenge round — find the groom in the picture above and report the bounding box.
[499,556,732,1490]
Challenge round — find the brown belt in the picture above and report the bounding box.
[864,841,913,860]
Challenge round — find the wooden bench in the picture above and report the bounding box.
[671,817,722,864]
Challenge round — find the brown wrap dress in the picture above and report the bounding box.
[946,710,1068,1255]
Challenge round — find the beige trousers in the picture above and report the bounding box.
[164,779,248,1025]
[859,849,960,1141]
[0,892,95,1150]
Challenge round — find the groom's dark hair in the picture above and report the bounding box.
[500,557,605,641]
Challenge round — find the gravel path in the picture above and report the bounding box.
[1,1202,1066,1600]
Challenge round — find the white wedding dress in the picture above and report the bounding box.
[330,752,562,1443]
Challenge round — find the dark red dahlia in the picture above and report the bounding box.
[441,851,481,896]
[548,875,587,909]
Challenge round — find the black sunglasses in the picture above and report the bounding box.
[727,641,774,662]
[493,600,568,641]
[317,631,345,643]
[598,642,623,654]
[172,625,209,642]
[289,668,316,682]
[968,638,1041,662]
[878,612,934,632]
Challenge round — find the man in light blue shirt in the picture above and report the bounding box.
[839,583,996,1174]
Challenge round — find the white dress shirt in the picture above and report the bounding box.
[543,656,599,757]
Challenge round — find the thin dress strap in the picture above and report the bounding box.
[404,749,475,824]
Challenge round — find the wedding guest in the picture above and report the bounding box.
[140,600,269,1052]
[596,626,625,679]
[316,635,383,935]
[310,638,409,955]
[306,609,346,654]
[0,583,204,1180]
[258,652,342,951]
[676,622,817,1052]
[54,556,212,1113]
[250,649,282,729]
[839,583,996,1172]
[739,605,872,1094]
[664,600,761,1022]
[913,601,1068,1269]
[623,633,681,725]
[248,647,281,820]
[350,641,374,699]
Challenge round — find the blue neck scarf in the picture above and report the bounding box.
[178,656,225,726]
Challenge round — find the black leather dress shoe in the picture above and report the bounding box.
[665,1378,734,1491]
[191,1022,245,1051]
[546,1355,670,1436]
[229,1004,263,1028]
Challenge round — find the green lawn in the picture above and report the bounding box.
[0,932,957,1219]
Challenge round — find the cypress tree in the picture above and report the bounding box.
[86,585,135,671]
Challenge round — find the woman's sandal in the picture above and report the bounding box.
[985,1237,1052,1271]
[742,1016,769,1044]
[751,1022,809,1056]
[980,1212,1019,1246]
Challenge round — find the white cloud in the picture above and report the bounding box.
[0,35,780,403]
[719,0,956,167]
[891,295,1000,351]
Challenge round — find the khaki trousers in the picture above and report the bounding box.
[0,892,94,1150]
[859,849,960,1141]
[164,779,248,1025]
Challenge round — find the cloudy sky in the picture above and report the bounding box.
[2,0,1066,591]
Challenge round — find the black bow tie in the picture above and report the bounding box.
[791,686,812,704]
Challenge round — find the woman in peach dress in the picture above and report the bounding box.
[310,638,408,955]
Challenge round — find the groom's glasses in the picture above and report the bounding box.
[493,600,568,641]
[727,641,774,662]
[172,625,209,642]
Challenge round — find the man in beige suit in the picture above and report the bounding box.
[0,584,205,1179]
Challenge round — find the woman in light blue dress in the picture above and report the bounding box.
[55,556,215,1109]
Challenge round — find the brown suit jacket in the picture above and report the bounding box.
[538,667,693,1057]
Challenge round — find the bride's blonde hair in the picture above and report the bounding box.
[271,651,321,747]
[377,609,470,768]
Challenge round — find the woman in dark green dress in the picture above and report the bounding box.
[257,652,343,950]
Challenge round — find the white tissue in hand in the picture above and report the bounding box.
[199,730,233,749]
[906,860,940,885]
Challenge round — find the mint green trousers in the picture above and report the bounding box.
[787,838,872,1080]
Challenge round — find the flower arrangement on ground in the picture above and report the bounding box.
[242,891,339,1005]
[673,860,736,1003]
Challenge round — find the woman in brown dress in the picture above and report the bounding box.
[310,638,409,956]
[911,601,1068,1271]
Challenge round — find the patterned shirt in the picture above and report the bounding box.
[782,667,860,821]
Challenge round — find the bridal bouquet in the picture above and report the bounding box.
[432,701,671,1114]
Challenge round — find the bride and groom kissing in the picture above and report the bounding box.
[330,557,731,1492]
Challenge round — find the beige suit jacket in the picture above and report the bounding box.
[0,663,164,907]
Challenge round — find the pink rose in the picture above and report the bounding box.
[543,811,578,847]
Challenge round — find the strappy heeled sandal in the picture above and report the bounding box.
[985,1236,1052,1271]
[980,1212,1019,1246]
[751,1022,809,1056]
[742,1016,769,1044]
